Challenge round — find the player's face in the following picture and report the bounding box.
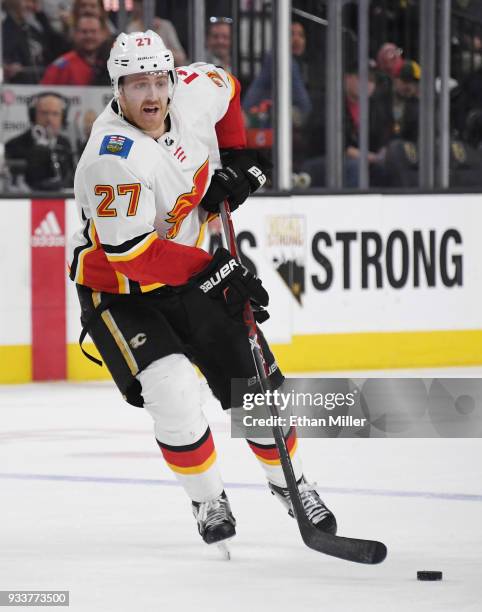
[119,72,169,137]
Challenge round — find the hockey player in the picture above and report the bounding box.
[69,30,336,549]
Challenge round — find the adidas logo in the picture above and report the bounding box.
[31,211,65,247]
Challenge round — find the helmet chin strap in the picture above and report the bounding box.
[116,97,125,121]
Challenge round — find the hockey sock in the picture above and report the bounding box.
[156,425,224,503]
[246,426,303,487]
[138,355,225,503]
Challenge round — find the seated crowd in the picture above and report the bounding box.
[2,0,188,86]
[1,3,482,191]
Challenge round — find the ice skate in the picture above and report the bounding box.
[269,476,337,535]
[192,491,236,556]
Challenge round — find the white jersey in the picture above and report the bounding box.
[69,63,236,294]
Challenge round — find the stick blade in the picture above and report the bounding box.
[301,525,387,564]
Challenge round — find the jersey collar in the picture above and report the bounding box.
[157,105,181,148]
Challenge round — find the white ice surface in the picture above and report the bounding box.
[0,371,481,612]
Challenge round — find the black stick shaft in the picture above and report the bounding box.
[219,201,310,527]
[217,202,387,564]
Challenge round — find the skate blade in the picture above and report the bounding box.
[213,537,234,561]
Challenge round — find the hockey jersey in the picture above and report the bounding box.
[68,63,245,294]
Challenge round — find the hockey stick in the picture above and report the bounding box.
[219,200,387,565]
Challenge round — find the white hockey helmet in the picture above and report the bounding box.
[107,30,177,99]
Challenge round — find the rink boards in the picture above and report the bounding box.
[1,193,482,383]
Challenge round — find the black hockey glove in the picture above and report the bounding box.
[200,149,272,214]
[193,247,269,321]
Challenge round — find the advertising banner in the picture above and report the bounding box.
[31,199,66,380]
[232,194,482,336]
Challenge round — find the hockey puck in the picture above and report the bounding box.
[417,571,443,581]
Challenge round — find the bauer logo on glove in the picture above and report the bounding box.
[192,247,269,320]
[199,258,239,293]
[247,165,266,187]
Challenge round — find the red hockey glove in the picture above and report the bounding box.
[200,149,272,213]
[192,247,269,319]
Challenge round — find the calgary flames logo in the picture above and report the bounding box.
[165,158,209,239]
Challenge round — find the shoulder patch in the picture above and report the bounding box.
[99,135,134,158]
[206,70,227,88]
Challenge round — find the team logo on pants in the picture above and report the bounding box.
[129,333,147,349]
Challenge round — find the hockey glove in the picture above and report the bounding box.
[200,149,272,214]
[193,247,269,320]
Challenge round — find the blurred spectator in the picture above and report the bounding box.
[72,0,116,35]
[242,21,312,125]
[463,107,482,150]
[343,62,393,186]
[382,60,421,187]
[301,61,392,187]
[205,16,232,72]
[2,0,69,83]
[74,108,97,158]
[391,60,420,142]
[126,0,187,66]
[376,42,404,79]
[291,19,306,57]
[5,92,74,191]
[370,0,419,60]
[451,66,482,140]
[42,0,73,37]
[374,42,404,103]
[40,15,111,85]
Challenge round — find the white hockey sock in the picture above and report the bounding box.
[138,354,224,503]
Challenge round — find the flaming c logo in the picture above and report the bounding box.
[165,158,209,239]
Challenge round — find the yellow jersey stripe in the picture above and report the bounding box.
[77,221,98,285]
[226,72,236,101]
[106,231,158,262]
[140,281,165,293]
[92,292,138,375]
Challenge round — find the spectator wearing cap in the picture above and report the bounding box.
[40,15,110,85]
[392,60,420,142]
[205,16,232,72]
[382,60,424,187]
[343,61,393,186]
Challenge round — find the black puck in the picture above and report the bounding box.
[417,571,443,581]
